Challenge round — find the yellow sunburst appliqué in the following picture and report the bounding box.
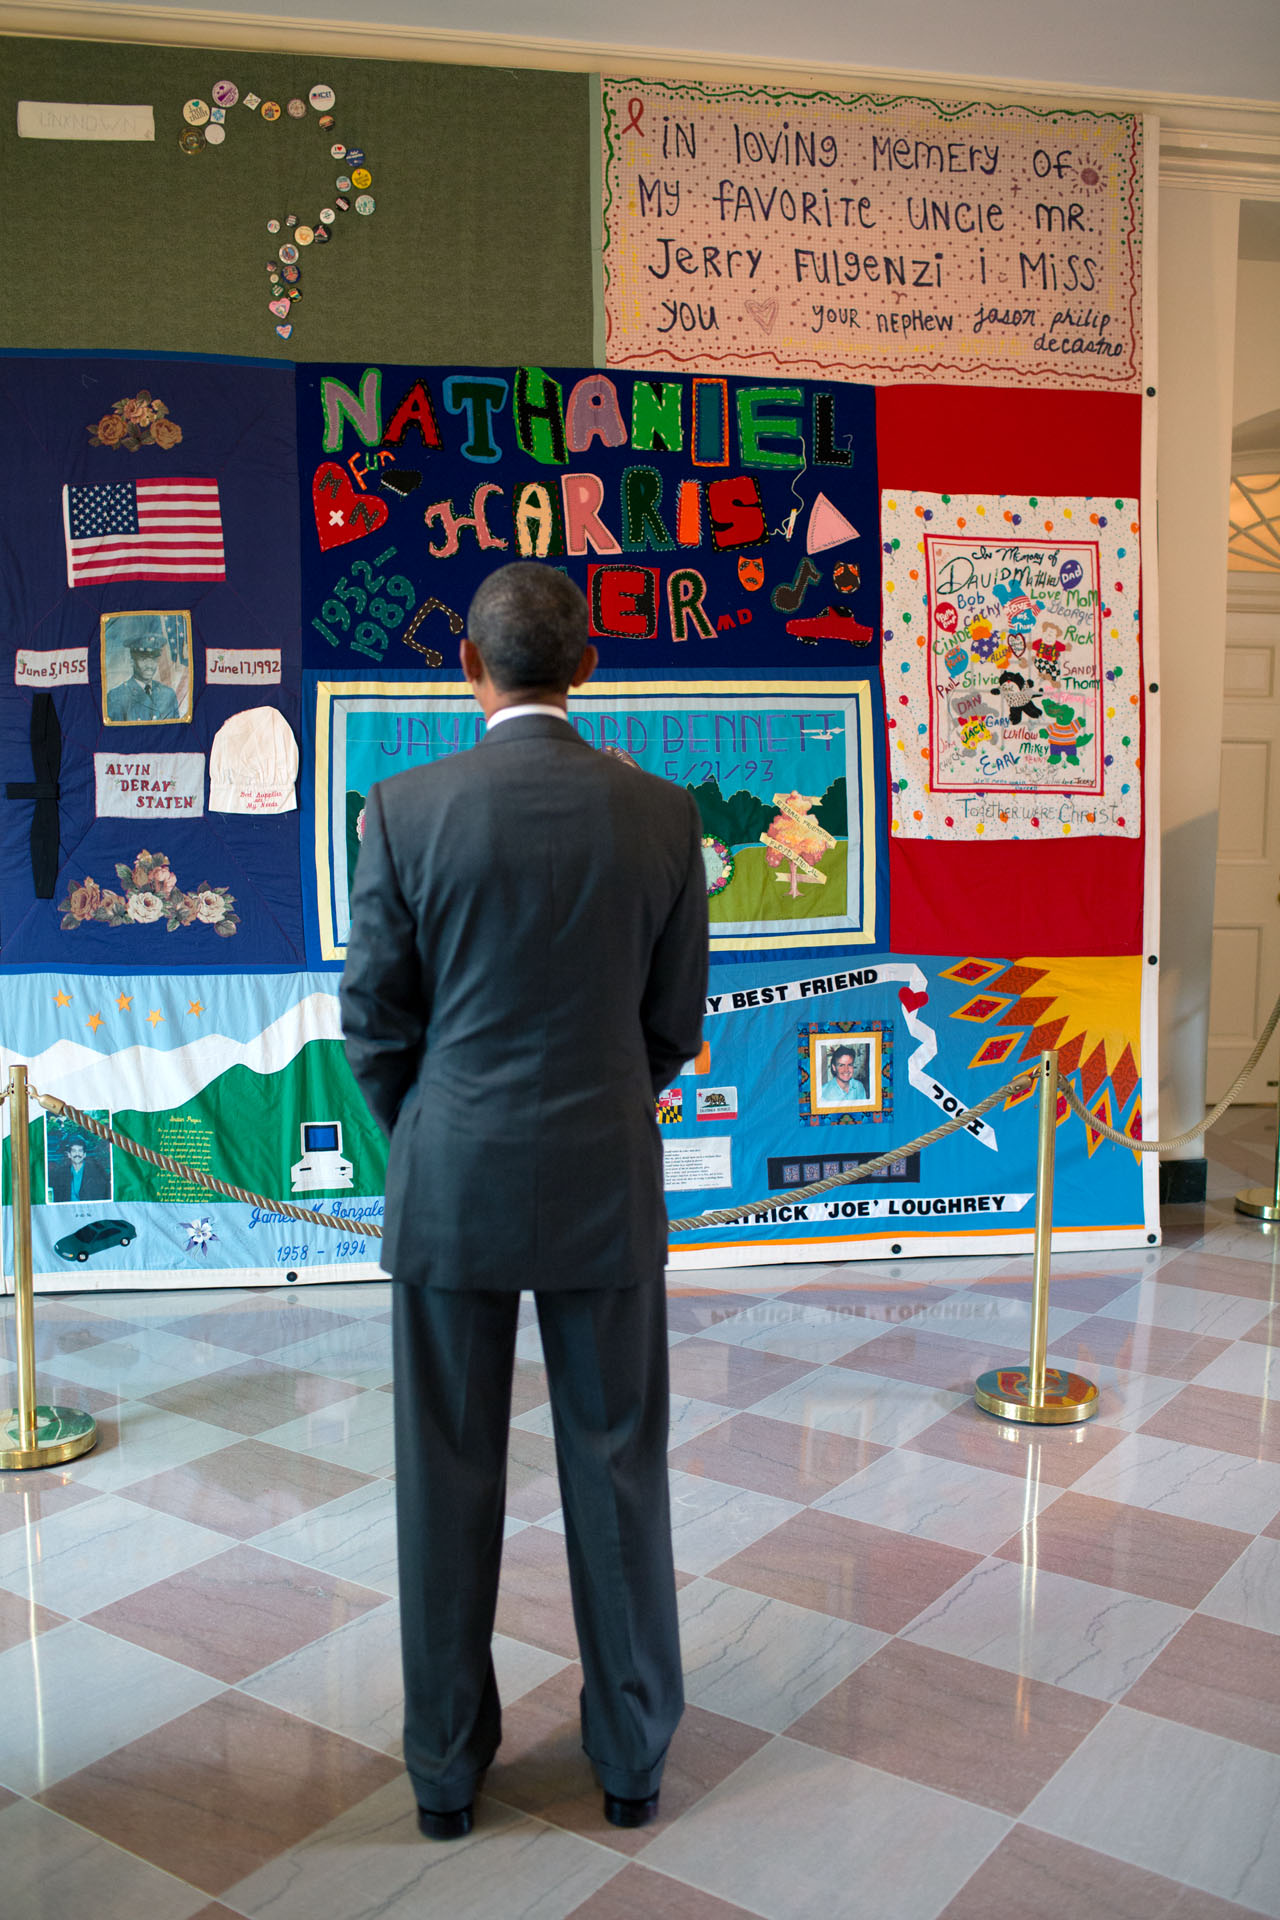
[953,955,1142,1125]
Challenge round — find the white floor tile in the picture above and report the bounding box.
[665,1395,736,1450]
[1087,1366,1190,1430]
[901,1556,1186,1701]
[0,1797,209,1920]
[68,1400,236,1493]
[256,1389,398,1477]
[643,1734,1010,1920]
[1070,1431,1280,1531]
[1026,1705,1280,1916]
[251,1478,400,1593]
[0,1621,221,1792]
[814,1448,1062,1554]
[1094,1280,1270,1340]
[1170,1221,1280,1266]
[750,1365,966,1447]
[224,1775,620,1920]
[241,1600,404,1752]
[41,1328,243,1397]
[302,1282,393,1315]
[904,1293,1086,1350]
[669,1264,796,1294]
[1198,1533,1280,1634]
[678,1577,884,1731]
[665,1470,801,1575]
[270,1319,394,1389]
[0,1492,227,1616]
[1192,1340,1280,1397]
[491,1634,574,1706]
[85,1289,256,1320]
[508,1401,556,1439]
[700,1302,886,1363]
[515,1322,545,1363]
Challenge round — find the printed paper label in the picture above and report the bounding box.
[663,1136,733,1190]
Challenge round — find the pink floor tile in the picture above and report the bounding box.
[993,1490,1252,1607]
[1120,1612,1280,1753]
[939,1822,1262,1919]
[788,1637,1105,1814]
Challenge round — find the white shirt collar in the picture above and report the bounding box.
[485,703,573,732]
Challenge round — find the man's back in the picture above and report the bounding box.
[340,563,703,1835]
[341,712,707,1290]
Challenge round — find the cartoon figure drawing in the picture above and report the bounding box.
[1031,619,1070,681]
[948,689,999,753]
[1039,697,1094,767]
[992,577,1042,635]
[996,670,1042,727]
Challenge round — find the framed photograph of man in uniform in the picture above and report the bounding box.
[809,1032,880,1114]
[101,611,192,725]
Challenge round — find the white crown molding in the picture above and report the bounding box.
[1161,127,1280,199]
[3,0,1279,191]
[1228,571,1280,610]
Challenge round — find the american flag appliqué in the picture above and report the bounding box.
[62,479,226,586]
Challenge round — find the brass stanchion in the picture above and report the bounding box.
[1235,1076,1280,1221]
[1,1065,97,1470]
[974,1050,1099,1425]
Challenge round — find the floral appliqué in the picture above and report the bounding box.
[88,390,184,453]
[59,848,239,938]
[180,1218,218,1257]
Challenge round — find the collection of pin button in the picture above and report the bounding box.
[177,81,375,339]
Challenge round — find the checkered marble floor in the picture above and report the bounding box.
[2,1111,1279,1920]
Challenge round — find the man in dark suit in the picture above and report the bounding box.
[48,1135,112,1203]
[341,562,708,1841]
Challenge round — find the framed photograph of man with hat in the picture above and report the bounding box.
[101,611,192,726]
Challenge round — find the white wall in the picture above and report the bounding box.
[95,0,1280,102]
[1234,260,1280,427]
[1158,191,1241,1145]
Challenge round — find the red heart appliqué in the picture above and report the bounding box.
[898,987,929,1013]
[313,462,389,552]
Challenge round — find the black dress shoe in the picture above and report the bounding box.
[417,1802,474,1841]
[603,1791,660,1829]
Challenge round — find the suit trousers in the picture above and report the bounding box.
[391,1275,684,1805]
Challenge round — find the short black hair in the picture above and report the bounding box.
[466,563,590,693]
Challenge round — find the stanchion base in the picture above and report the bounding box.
[975,1368,1099,1425]
[0,1405,97,1471]
[1235,1186,1280,1221]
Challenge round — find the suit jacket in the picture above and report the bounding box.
[341,712,709,1291]
[48,1155,111,1203]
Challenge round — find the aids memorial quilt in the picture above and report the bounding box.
[1,340,1154,1287]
